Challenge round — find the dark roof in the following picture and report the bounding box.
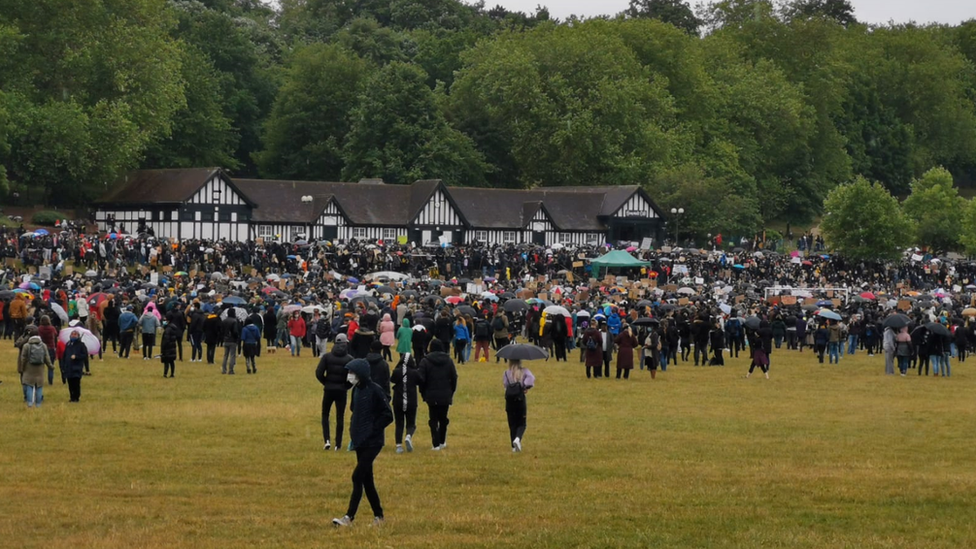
[449,187,642,230]
[96,168,220,204]
[233,179,336,224]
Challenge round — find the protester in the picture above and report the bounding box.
[316,333,352,451]
[391,352,420,454]
[160,316,180,378]
[19,331,53,407]
[502,359,535,452]
[418,339,458,451]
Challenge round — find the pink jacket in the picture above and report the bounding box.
[379,314,396,346]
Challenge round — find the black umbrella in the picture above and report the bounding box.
[422,295,443,306]
[504,300,528,312]
[457,305,477,317]
[349,295,379,307]
[744,316,762,330]
[658,304,676,312]
[632,317,660,327]
[400,290,419,298]
[636,300,653,308]
[375,285,395,295]
[883,314,911,329]
[499,292,516,300]
[496,344,549,361]
[923,322,950,337]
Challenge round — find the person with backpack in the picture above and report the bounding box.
[581,323,603,379]
[502,359,535,452]
[331,359,394,528]
[316,311,332,356]
[492,311,509,362]
[20,332,54,407]
[117,306,138,359]
[473,316,492,362]
[220,307,241,374]
[725,312,742,358]
[391,353,421,454]
[643,325,661,379]
[242,318,262,374]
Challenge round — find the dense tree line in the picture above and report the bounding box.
[2,0,976,247]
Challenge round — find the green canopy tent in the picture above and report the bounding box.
[589,250,650,277]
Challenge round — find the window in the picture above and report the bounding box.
[382,228,397,240]
[558,233,574,244]
[218,211,231,222]
[231,212,237,223]
[586,233,602,245]
[352,227,367,239]
[291,227,304,242]
[503,231,517,244]
[171,210,178,221]
[194,211,202,222]
[258,225,274,239]
[474,230,488,242]
[201,211,214,222]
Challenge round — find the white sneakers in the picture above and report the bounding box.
[395,445,404,454]
[513,438,522,452]
[332,515,352,527]
[404,435,413,452]
[324,441,331,451]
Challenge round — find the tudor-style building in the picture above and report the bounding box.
[94,169,666,246]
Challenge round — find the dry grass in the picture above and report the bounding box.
[2,343,975,548]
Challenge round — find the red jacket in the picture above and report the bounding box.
[287,317,306,338]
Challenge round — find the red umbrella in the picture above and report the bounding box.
[87,292,112,307]
[860,291,876,300]
[445,296,463,305]
[801,260,813,266]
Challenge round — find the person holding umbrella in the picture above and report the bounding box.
[502,359,535,452]
[613,324,638,379]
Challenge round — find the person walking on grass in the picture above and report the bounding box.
[391,352,420,454]
[643,325,661,379]
[895,326,913,376]
[20,332,53,408]
[139,306,160,360]
[160,317,180,378]
[332,359,394,529]
[221,307,241,375]
[418,339,458,451]
[503,360,535,452]
[242,318,261,374]
[316,333,352,451]
[613,325,638,379]
[745,326,770,379]
[61,330,90,402]
[287,311,306,357]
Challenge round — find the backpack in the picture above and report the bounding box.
[505,373,525,402]
[727,318,740,336]
[585,336,599,351]
[475,321,491,339]
[28,342,47,366]
[492,316,505,332]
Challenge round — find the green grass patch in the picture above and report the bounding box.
[1,345,974,547]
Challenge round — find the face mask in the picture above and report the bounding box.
[346,372,359,386]
[70,336,79,342]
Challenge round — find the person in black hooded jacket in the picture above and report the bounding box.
[331,358,393,528]
[188,303,205,362]
[365,340,391,402]
[316,333,352,451]
[391,352,421,453]
[418,339,458,451]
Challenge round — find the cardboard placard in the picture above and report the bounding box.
[767,296,781,305]
[735,296,745,304]
[804,298,818,305]
[572,261,584,268]
[566,272,574,283]
[517,290,534,300]
[162,266,173,273]
[832,299,842,308]
[538,292,549,302]
[780,296,797,305]
[664,285,678,293]
[251,268,258,277]
[897,300,912,311]
[63,264,73,276]
[577,290,590,302]
[4,257,16,267]
[678,298,690,306]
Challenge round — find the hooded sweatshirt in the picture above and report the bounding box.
[365,351,391,402]
[395,318,413,354]
[19,335,54,386]
[418,340,458,406]
[345,358,393,450]
[378,313,396,347]
[316,341,352,391]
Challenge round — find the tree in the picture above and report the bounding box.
[820,176,913,261]
[780,0,857,27]
[0,0,184,204]
[341,62,487,186]
[624,0,701,35]
[902,167,965,252]
[255,44,373,181]
[959,198,976,257]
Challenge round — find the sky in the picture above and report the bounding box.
[488,0,975,26]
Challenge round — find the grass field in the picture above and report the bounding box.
[2,342,976,549]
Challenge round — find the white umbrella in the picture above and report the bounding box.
[267,274,281,282]
[302,305,326,314]
[58,327,101,355]
[365,271,410,281]
[220,307,249,322]
[543,305,571,317]
[84,270,97,278]
[677,287,695,295]
[719,303,732,315]
[49,303,70,324]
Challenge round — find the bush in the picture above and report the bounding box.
[31,210,62,226]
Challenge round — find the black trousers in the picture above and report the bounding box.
[164,361,175,377]
[694,344,708,366]
[142,333,155,358]
[322,389,347,446]
[119,332,134,358]
[346,445,383,520]
[427,403,450,448]
[206,342,217,364]
[603,354,611,377]
[748,361,768,374]
[394,405,417,444]
[680,343,691,361]
[586,364,601,378]
[505,395,527,443]
[190,333,203,361]
[67,377,81,402]
[709,349,724,365]
[615,367,630,379]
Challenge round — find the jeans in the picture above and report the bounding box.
[931,354,943,375]
[942,353,952,377]
[847,335,858,355]
[897,356,910,375]
[222,343,237,373]
[828,342,840,364]
[290,335,302,356]
[119,331,134,358]
[24,384,43,407]
[190,333,203,361]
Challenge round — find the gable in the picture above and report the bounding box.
[612,191,658,219]
[413,187,464,227]
[317,199,347,227]
[527,205,556,232]
[188,173,249,207]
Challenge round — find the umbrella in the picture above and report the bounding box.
[744,316,762,330]
[445,296,464,305]
[632,317,660,327]
[923,322,950,337]
[87,292,113,308]
[374,285,396,295]
[496,344,549,361]
[962,308,976,317]
[457,305,477,317]
[220,307,249,322]
[302,305,326,314]
[504,300,528,312]
[349,295,379,307]
[0,290,14,299]
[636,300,653,308]
[732,264,745,269]
[365,271,410,282]
[658,304,676,313]
[883,314,912,329]
[816,300,834,308]
[817,309,842,321]
[676,287,695,295]
[34,228,49,236]
[49,302,69,324]
[267,274,281,282]
[719,303,732,315]
[84,270,98,278]
[576,311,590,318]
[400,290,419,298]
[19,281,40,291]
[480,292,499,302]
[543,305,571,317]
[223,296,247,306]
[859,291,876,300]
[346,277,360,284]
[58,327,101,355]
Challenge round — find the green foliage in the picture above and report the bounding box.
[780,0,857,26]
[902,167,965,252]
[820,176,913,261]
[255,44,373,181]
[624,0,701,34]
[31,210,63,226]
[959,199,976,257]
[340,62,487,186]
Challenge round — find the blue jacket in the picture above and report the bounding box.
[61,339,90,379]
[118,311,138,333]
[453,323,470,342]
[346,359,393,450]
[139,313,160,334]
[607,314,622,335]
[242,324,261,345]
